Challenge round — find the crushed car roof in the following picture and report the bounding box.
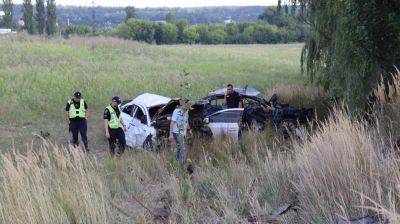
[129,93,171,108]
[208,86,263,98]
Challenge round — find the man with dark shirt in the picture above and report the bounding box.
[224,84,243,108]
[65,91,89,151]
[103,96,126,155]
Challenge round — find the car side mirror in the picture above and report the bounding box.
[204,117,210,124]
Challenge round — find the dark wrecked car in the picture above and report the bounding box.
[197,86,314,140]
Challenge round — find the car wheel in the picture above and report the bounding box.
[251,118,265,132]
[142,135,153,150]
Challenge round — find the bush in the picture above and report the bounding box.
[225,23,240,44]
[116,19,155,43]
[154,23,178,45]
[253,22,279,44]
[205,25,227,44]
[195,24,209,44]
[174,19,189,43]
[182,26,199,44]
[64,25,93,38]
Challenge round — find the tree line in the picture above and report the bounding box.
[64,9,308,45]
[1,0,57,36]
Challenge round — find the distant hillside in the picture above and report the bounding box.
[7,5,268,27]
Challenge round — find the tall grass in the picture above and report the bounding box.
[0,142,112,223]
[3,104,399,223]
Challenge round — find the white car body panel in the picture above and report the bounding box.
[205,108,243,140]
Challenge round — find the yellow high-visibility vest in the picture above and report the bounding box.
[68,99,86,119]
[106,105,122,129]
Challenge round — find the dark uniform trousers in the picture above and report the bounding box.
[108,127,126,155]
[69,119,89,151]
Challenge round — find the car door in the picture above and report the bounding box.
[128,105,151,147]
[206,109,243,140]
[120,103,137,147]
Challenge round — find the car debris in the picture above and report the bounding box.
[248,201,298,223]
[336,213,387,224]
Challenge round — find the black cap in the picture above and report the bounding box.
[112,96,121,104]
[74,91,82,99]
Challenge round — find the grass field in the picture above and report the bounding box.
[0,34,303,150]
[1,35,398,224]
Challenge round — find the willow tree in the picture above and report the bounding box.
[282,0,400,113]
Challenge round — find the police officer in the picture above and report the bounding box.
[66,91,89,151]
[103,96,126,155]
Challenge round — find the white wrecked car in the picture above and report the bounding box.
[120,93,245,148]
[120,93,171,148]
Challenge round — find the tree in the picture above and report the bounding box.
[182,26,199,44]
[22,0,34,34]
[2,0,14,28]
[154,23,178,44]
[46,0,57,36]
[253,22,279,44]
[125,6,137,22]
[35,0,45,35]
[165,12,176,23]
[205,25,227,44]
[240,25,255,44]
[174,19,189,43]
[117,19,155,44]
[292,0,400,113]
[195,24,209,44]
[225,22,240,44]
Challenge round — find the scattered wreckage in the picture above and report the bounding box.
[120,87,313,149]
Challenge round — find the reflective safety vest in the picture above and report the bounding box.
[68,99,86,119]
[106,105,122,129]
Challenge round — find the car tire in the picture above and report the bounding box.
[142,135,154,150]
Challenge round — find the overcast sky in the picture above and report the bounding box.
[13,0,276,8]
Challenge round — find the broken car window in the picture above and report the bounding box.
[209,110,243,123]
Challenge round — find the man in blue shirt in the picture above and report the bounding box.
[169,99,193,162]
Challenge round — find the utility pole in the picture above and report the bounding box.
[91,0,96,31]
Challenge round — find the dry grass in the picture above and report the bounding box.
[0,142,112,223]
[3,104,400,223]
[265,83,331,122]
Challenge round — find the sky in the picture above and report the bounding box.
[12,0,276,8]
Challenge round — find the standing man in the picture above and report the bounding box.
[103,96,126,155]
[169,99,193,163]
[224,84,243,108]
[66,91,89,151]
